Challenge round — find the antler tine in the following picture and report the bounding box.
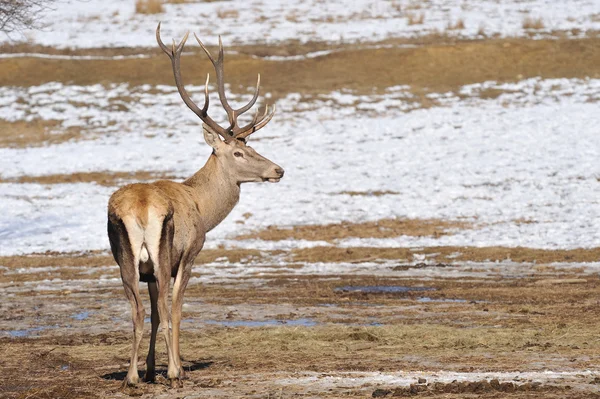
[193,32,215,63]
[156,23,227,138]
[202,73,210,114]
[194,33,236,137]
[254,103,276,130]
[235,74,261,117]
[234,107,260,136]
[156,22,174,59]
[235,104,276,139]
[194,34,266,136]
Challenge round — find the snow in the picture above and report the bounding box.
[1,77,600,255]
[3,258,599,293]
[2,0,600,49]
[275,370,596,389]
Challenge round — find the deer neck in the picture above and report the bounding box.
[184,153,240,232]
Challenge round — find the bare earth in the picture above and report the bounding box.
[2,242,600,398]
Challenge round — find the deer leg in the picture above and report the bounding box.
[143,281,159,383]
[122,280,145,387]
[155,273,178,385]
[171,263,192,379]
[153,213,179,385]
[109,217,145,387]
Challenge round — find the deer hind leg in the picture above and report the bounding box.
[148,211,179,384]
[122,279,145,387]
[108,217,145,387]
[143,281,159,383]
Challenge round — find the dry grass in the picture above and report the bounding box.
[407,12,425,25]
[477,24,486,37]
[3,243,600,270]
[285,11,300,23]
[404,1,423,10]
[135,0,164,14]
[0,170,180,186]
[0,120,82,148]
[2,265,600,398]
[185,322,600,364]
[477,87,505,99]
[523,17,545,30]
[2,320,596,398]
[289,245,600,264]
[3,38,600,97]
[0,247,269,269]
[235,218,470,242]
[217,8,239,19]
[447,18,465,30]
[336,190,400,196]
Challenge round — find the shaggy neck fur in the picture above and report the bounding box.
[184,153,240,232]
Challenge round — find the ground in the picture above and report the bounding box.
[2,244,600,398]
[2,0,600,398]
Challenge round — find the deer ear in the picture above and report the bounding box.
[203,124,223,150]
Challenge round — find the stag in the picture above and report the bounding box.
[107,24,284,387]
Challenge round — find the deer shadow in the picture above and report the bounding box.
[101,361,213,381]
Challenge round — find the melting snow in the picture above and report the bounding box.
[0,78,599,255]
[2,0,600,48]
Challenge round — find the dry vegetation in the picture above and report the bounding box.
[6,36,600,148]
[288,245,600,264]
[337,190,400,196]
[235,218,470,242]
[0,170,180,186]
[447,18,465,30]
[3,241,600,270]
[407,12,425,25]
[477,24,487,37]
[135,0,164,14]
[216,8,239,19]
[0,119,82,148]
[523,16,545,30]
[2,259,600,398]
[2,38,600,97]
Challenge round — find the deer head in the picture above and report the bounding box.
[156,23,284,184]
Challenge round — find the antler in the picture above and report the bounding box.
[156,23,275,142]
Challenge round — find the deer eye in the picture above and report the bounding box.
[234,151,244,158]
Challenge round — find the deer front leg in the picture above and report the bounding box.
[143,281,159,383]
[171,263,192,379]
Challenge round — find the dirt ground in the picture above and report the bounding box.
[2,244,600,399]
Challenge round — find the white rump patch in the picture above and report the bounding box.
[144,207,163,271]
[122,215,144,268]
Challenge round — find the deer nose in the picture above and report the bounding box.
[275,168,285,178]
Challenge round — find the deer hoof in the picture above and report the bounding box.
[169,378,182,388]
[142,372,156,383]
[179,368,187,380]
[122,377,139,389]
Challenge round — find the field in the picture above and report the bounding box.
[1,0,600,398]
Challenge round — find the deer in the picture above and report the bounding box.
[107,23,284,387]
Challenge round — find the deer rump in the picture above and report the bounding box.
[108,206,177,283]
